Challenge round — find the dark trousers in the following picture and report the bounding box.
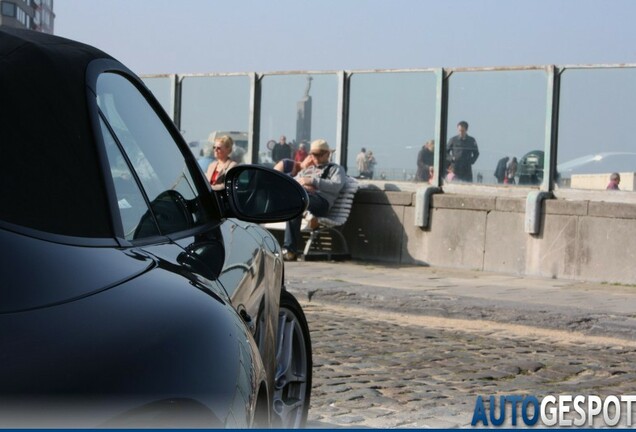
[454,164,473,182]
[284,192,330,253]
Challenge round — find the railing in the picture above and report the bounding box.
[141,64,636,195]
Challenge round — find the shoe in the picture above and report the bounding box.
[282,249,298,262]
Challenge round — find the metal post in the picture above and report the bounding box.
[248,72,262,164]
[433,68,449,188]
[335,70,350,170]
[543,65,561,192]
[171,74,182,131]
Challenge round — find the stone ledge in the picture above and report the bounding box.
[352,187,636,220]
[432,194,496,211]
[354,189,412,206]
[588,201,636,219]
[495,197,525,213]
[544,199,588,216]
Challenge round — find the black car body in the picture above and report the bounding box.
[0,28,311,428]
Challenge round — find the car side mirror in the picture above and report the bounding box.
[220,165,309,223]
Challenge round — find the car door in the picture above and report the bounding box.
[94,70,268,338]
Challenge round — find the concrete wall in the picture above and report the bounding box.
[340,183,636,285]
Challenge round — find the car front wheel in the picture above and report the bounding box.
[272,290,312,428]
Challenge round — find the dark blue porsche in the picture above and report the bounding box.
[0,28,311,428]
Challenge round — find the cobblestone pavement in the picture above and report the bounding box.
[283,262,636,428]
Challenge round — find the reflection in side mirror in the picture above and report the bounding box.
[224,165,309,223]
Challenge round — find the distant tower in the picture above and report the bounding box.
[296,76,313,144]
[0,0,55,34]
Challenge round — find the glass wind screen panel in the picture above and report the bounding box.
[557,68,636,191]
[259,74,338,167]
[446,70,548,185]
[348,72,437,181]
[180,75,251,163]
[141,76,172,119]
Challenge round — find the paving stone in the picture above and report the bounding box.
[287,261,636,428]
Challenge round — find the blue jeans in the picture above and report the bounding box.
[284,192,329,253]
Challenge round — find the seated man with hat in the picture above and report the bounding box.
[283,139,346,261]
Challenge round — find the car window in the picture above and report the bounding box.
[100,118,160,240]
[96,73,218,237]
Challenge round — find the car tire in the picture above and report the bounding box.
[272,290,312,428]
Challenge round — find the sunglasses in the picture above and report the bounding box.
[213,146,224,151]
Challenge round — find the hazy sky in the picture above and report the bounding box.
[53,0,636,182]
[55,0,636,75]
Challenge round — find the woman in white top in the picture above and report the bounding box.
[206,135,238,191]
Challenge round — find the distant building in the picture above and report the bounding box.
[0,0,54,34]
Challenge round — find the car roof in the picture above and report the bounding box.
[0,28,117,238]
